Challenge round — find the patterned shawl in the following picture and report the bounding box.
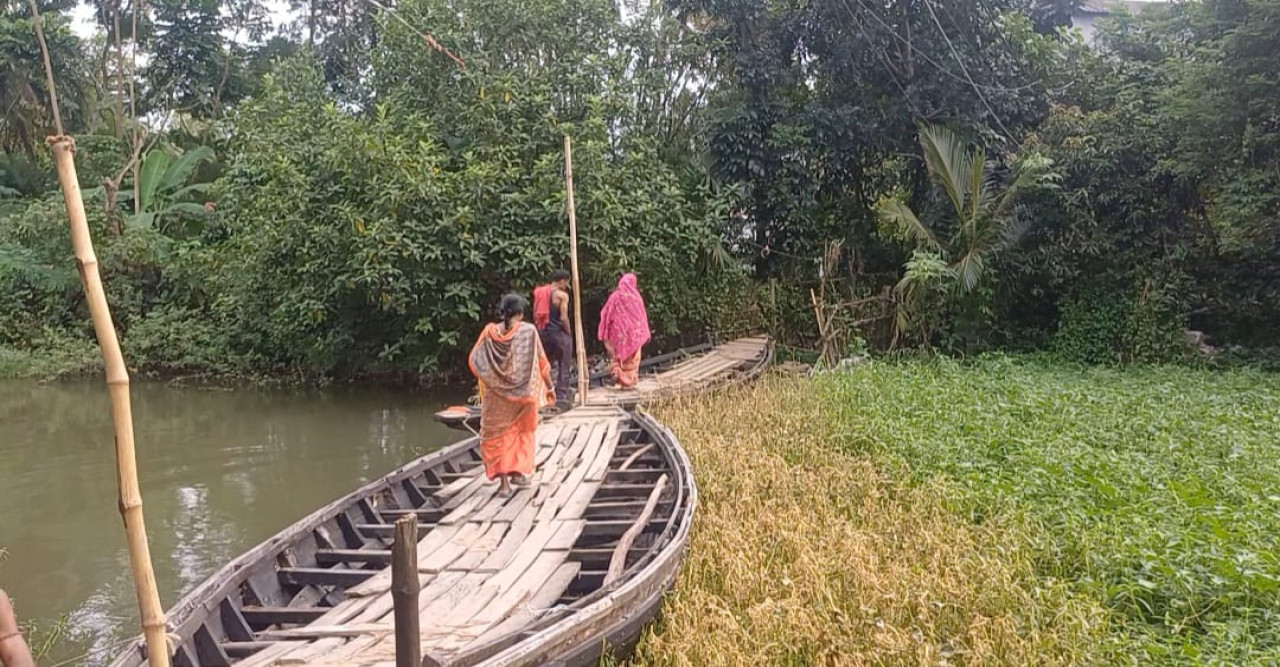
[597,273,651,361]
[468,321,546,400]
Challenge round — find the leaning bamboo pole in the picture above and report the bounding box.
[564,136,590,405]
[49,135,172,667]
[29,1,171,664]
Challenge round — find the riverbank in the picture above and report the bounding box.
[0,343,471,389]
[637,359,1280,665]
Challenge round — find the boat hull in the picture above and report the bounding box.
[107,410,695,667]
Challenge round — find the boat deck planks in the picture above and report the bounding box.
[238,408,627,666]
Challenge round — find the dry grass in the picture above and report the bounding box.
[630,375,1107,666]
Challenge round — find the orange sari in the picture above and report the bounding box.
[468,321,554,479]
[612,349,642,388]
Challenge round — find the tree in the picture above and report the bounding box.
[0,0,91,156]
[878,123,1057,344]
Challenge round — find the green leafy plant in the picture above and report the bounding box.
[122,145,215,235]
[878,124,1059,346]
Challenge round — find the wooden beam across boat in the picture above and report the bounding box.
[106,407,696,667]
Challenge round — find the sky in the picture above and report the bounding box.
[68,0,296,41]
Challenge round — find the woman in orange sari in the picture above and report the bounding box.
[469,294,555,494]
[597,273,651,389]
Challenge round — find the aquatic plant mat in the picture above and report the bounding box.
[638,359,1280,665]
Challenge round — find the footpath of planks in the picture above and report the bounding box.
[238,407,629,666]
[587,335,770,406]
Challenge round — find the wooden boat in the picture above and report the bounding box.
[108,406,695,667]
[435,335,772,432]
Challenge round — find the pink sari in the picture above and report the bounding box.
[597,273,650,388]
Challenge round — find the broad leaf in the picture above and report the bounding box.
[162,146,215,193]
[137,150,171,214]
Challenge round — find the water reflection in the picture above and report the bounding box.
[0,379,466,665]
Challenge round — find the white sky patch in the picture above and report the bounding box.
[69,0,297,43]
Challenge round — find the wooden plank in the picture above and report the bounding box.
[229,640,308,667]
[315,549,392,566]
[606,474,668,585]
[222,641,281,659]
[535,423,608,522]
[278,568,374,588]
[425,552,569,648]
[270,636,346,665]
[477,504,537,573]
[345,520,464,597]
[476,485,533,523]
[421,521,490,573]
[491,486,536,523]
[449,560,581,655]
[343,571,452,628]
[582,421,620,482]
[378,508,445,523]
[487,519,562,591]
[446,522,508,571]
[439,473,487,511]
[241,606,329,627]
[545,519,585,551]
[257,624,392,640]
[618,443,655,471]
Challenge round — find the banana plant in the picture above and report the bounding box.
[122,145,216,235]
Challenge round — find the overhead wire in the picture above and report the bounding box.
[838,0,1040,107]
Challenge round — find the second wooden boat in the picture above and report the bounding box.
[435,335,772,431]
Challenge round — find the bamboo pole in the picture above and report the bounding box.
[564,135,589,406]
[391,516,420,667]
[29,1,170,662]
[49,137,171,667]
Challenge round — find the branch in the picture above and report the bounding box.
[358,0,466,68]
[27,0,64,136]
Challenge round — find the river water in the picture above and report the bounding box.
[0,379,468,666]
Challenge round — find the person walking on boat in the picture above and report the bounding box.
[533,269,573,405]
[469,294,555,495]
[597,273,650,389]
[0,590,35,667]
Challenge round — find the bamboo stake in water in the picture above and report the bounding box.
[564,135,589,406]
[49,136,171,667]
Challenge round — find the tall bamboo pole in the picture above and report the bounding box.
[49,138,171,667]
[29,0,171,663]
[564,136,589,406]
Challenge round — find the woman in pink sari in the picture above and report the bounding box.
[597,273,651,388]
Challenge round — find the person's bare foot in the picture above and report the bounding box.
[510,473,531,488]
[498,475,512,496]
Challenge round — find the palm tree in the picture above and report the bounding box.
[877,123,1057,344]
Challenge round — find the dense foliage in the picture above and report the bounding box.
[1,0,1277,380]
[821,359,1280,663]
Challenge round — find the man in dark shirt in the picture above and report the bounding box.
[533,269,573,404]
